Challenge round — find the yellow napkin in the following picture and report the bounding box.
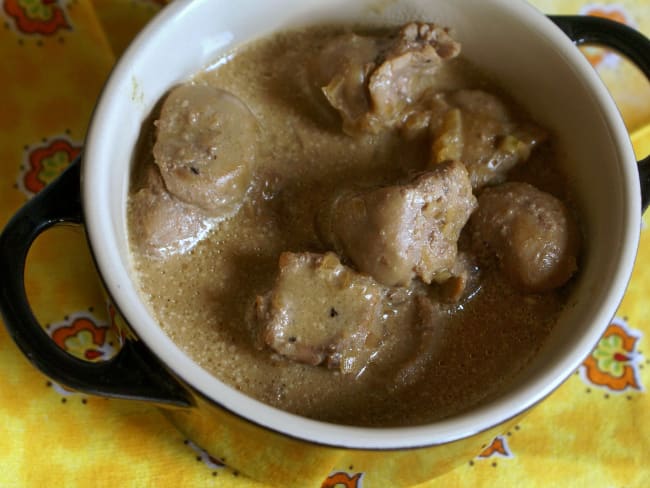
[0,1,648,487]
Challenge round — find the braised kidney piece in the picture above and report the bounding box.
[255,252,386,375]
[320,160,476,287]
[129,163,214,258]
[153,84,258,217]
[470,182,580,292]
[429,90,547,189]
[317,22,461,134]
[130,185,213,259]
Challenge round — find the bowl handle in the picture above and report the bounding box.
[549,15,650,210]
[0,158,192,407]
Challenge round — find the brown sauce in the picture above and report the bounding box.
[128,25,576,427]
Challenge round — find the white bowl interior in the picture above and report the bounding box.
[83,0,640,448]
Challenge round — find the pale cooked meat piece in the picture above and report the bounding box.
[366,22,460,130]
[322,160,477,286]
[256,252,386,375]
[319,22,460,135]
[469,182,580,292]
[430,89,547,188]
[129,164,214,258]
[153,84,258,216]
[315,33,380,130]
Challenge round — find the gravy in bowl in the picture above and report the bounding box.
[127,23,580,427]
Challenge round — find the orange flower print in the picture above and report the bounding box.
[477,435,513,459]
[580,318,644,392]
[48,312,121,362]
[2,0,71,35]
[18,136,81,196]
[322,472,364,488]
[579,5,635,68]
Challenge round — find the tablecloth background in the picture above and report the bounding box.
[0,0,649,486]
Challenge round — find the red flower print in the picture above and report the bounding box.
[322,471,364,488]
[478,435,513,459]
[48,311,121,362]
[3,0,71,35]
[19,136,81,196]
[580,317,644,392]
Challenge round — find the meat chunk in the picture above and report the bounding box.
[319,22,460,135]
[321,160,477,286]
[129,164,214,258]
[315,33,381,130]
[430,90,547,188]
[367,22,461,129]
[469,182,580,292]
[153,84,258,216]
[256,252,386,375]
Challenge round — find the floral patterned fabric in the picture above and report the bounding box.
[0,1,648,486]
